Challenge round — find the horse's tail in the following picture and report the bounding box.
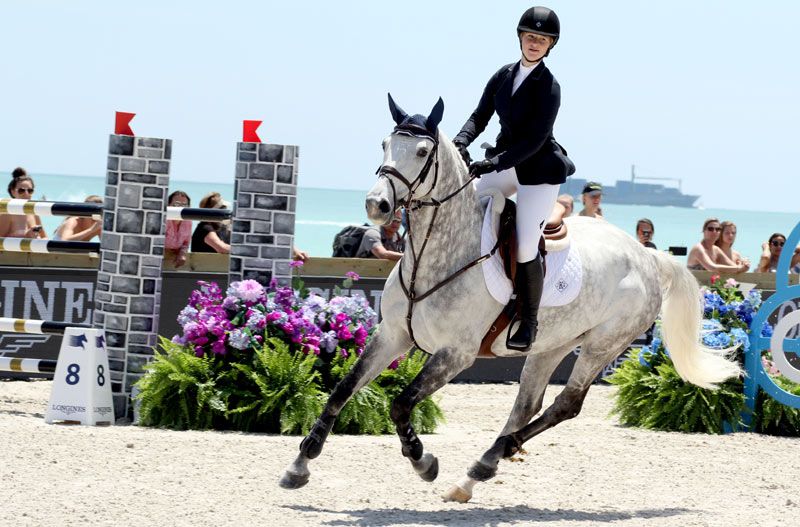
[652,250,741,389]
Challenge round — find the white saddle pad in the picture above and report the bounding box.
[479,190,583,307]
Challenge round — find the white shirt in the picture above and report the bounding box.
[512,61,540,95]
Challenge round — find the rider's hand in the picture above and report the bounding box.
[453,141,472,167]
[469,159,497,178]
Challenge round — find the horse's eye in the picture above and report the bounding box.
[417,149,428,157]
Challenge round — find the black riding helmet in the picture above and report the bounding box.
[517,6,560,55]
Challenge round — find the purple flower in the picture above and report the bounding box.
[211,339,227,355]
[345,271,360,281]
[320,331,339,353]
[289,260,304,269]
[388,355,405,370]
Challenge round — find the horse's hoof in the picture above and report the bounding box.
[278,470,309,490]
[411,453,439,482]
[442,484,472,503]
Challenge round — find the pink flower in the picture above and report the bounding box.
[724,278,738,288]
[289,260,304,269]
[231,280,265,303]
[354,325,368,346]
[345,271,360,281]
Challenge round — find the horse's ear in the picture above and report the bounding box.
[426,97,444,134]
[387,93,408,125]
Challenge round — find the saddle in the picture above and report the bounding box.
[478,199,568,358]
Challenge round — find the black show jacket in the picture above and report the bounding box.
[454,61,575,185]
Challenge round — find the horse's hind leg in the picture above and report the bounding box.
[390,347,475,482]
[443,342,576,503]
[447,333,632,503]
[279,325,410,490]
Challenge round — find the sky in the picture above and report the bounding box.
[0,1,798,213]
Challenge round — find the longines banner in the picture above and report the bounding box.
[2,266,798,382]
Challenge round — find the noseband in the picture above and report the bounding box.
[374,125,501,353]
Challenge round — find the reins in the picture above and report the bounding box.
[375,127,502,352]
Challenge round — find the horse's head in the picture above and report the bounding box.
[366,94,444,225]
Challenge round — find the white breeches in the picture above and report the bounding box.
[474,168,560,262]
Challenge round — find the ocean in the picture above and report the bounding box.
[8,172,800,267]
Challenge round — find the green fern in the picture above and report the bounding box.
[754,376,800,436]
[136,337,445,435]
[327,353,392,434]
[607,349,744,434]
[134,337,223,430]
[225,338,324,434]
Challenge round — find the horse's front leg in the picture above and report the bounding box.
[390,346,475,482]
[279,325,409,489]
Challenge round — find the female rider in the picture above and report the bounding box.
[453,6,575,351]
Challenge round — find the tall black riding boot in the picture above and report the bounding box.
[506,255,544,352]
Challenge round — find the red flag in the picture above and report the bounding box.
[243,120,262,143]
[115,112,135,136]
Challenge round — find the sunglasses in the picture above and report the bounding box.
[15,188,34,194]
[706,226,722,232]
[771,241,785,247]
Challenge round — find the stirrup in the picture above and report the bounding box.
[506,316,537,352]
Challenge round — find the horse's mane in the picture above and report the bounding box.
[436,131,470,187]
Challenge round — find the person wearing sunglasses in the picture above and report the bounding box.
[757,233,800,273]
[0,167,47,238]
[686,217,748,273]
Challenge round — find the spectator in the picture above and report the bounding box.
[636,218,657,249]
[578,182,603,218]
[0,168,46,238]
[686,218,748,273]
[757,233,799,273]
[356,210,404,261]
[547,194,573,226]
[52,195,103,241]
[165,190,192,267]
[292,247,309,262]
[714,221,749,271]
[556,193,574,216]
[191,192,231,254]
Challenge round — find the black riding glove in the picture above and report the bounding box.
[469,158,497,178]
[453,141,472,166]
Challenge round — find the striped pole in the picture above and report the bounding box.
[0,238,100,254]
[0,357,57,374]
[0,198,102,219]
[166,207,231,222]
[0,318,91,334]
[0,200,231,223]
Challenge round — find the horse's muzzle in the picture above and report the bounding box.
[365,196,392,224]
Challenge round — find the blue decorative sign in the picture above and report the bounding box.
[744,220,800,427]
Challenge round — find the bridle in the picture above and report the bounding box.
[374,124,502,352]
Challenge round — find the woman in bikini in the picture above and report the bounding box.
[0,168,47,239]
[686,218,748,273]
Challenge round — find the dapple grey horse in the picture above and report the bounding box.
[280,97,740,503]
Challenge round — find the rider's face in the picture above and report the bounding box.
[519,32,552,64]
